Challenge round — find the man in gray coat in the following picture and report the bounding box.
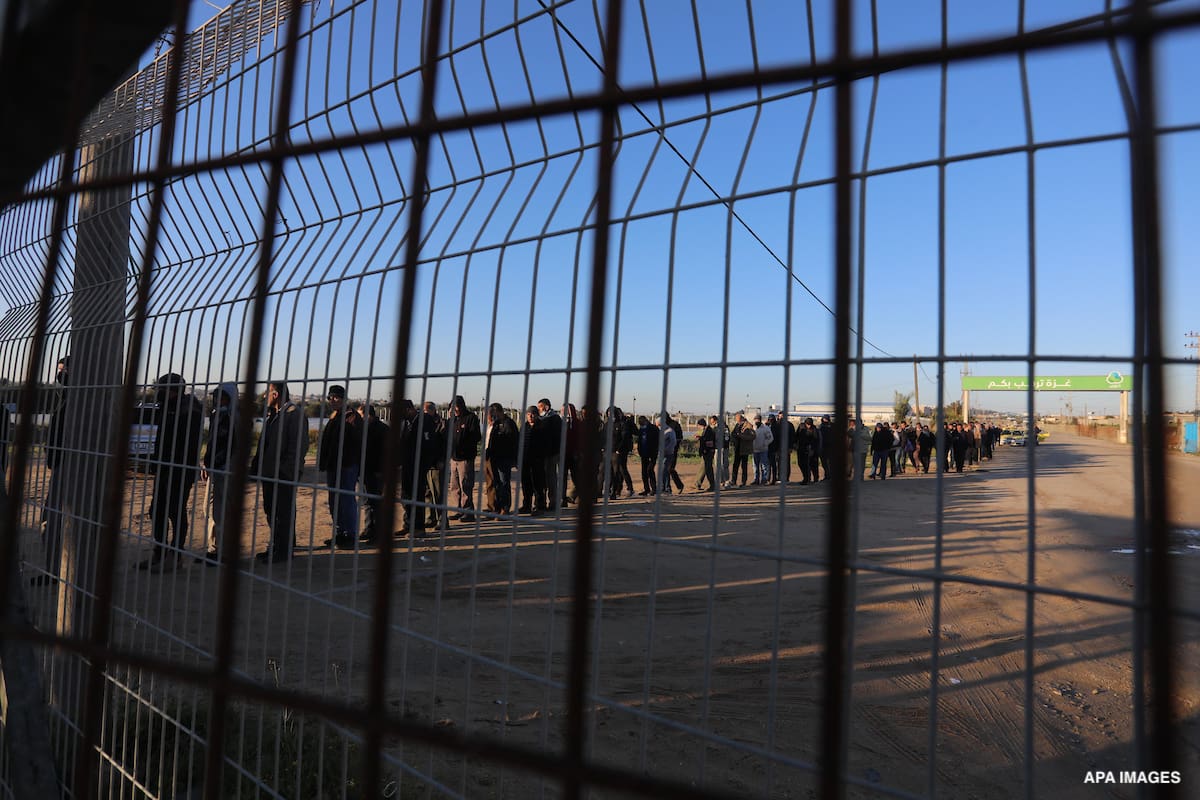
[250,381,308,563]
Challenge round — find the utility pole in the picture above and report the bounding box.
[913,355,920,422]
[1186,331,1200,413]
[960,361,970,422]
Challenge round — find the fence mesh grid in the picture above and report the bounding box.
[0,0,1196,798]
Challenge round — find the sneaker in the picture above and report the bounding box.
[459,514,476,523]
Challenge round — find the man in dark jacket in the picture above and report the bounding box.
[794,418,817,485]
[358,404,389,544]
[664,412,685,493]
[728,413,755,488]
[614,412,643,501]
[537,399,562,509]
[485,403,518,514]
[519,406,545,514]
[201,382,238,562]
[952,422,969,473]
[319,385,362,549]
[251,381,308,563]
[394,399,424,535]
[138,373,204,571]
[917,423,936,474]
[422,401,447,529]
[766,414,781,484]
[870,423,893,480]
[448,396,481,522]
[637,415,658,495]
[693,416,717,492]
[818,415,834,480]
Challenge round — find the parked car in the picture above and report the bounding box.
[1009,430,1027,447]
[129,403,158,464]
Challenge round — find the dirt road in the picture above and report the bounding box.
[20,432,1200,798]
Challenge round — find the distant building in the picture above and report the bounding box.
[786,402,894,425]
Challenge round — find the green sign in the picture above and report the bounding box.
[962,373,1132,392]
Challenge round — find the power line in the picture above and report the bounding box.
[536,1,899,359]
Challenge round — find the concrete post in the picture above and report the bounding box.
[1119,390,1129,445]
[51,133,131,785]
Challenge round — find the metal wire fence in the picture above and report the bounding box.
[0,0,1195,798]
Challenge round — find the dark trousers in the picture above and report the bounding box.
[399,467,425,533]
[260,478,297,556]
[43,471,64,576]
[872,452,889,479]
[640,456,657,494]
[491,462,512,513]
[819,452,831,480]
[151,471,195,554]
[562,453,580,503]
[732,453,751,485]
[543,454,560,509]
[667,452,683,491]
[326,465,360,537]
[767,447,780,483]
[797,449,814,484]
[520,457,545,511]
[696,452,715,490]
[612,451,634,496]
[361,470,383,540]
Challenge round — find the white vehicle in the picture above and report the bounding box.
[1009,430,1027,447]
[129,403,158,462]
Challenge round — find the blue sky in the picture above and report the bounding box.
[55,0,1198,416]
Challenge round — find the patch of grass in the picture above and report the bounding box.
[98,684,384,799]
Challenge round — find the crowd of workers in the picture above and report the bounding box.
[23,357,1010,577]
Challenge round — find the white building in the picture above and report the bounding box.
[785,402,894,425]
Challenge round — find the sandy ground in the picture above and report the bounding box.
[17,431,1200,798]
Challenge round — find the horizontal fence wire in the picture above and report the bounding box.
[0,1,1195,798]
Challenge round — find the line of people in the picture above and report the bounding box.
[28,357,1014,580]
[865,419,1003,480]
[495,404,688,513]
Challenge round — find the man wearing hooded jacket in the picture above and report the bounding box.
[138,373,203,571]
[319,385,362,548]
